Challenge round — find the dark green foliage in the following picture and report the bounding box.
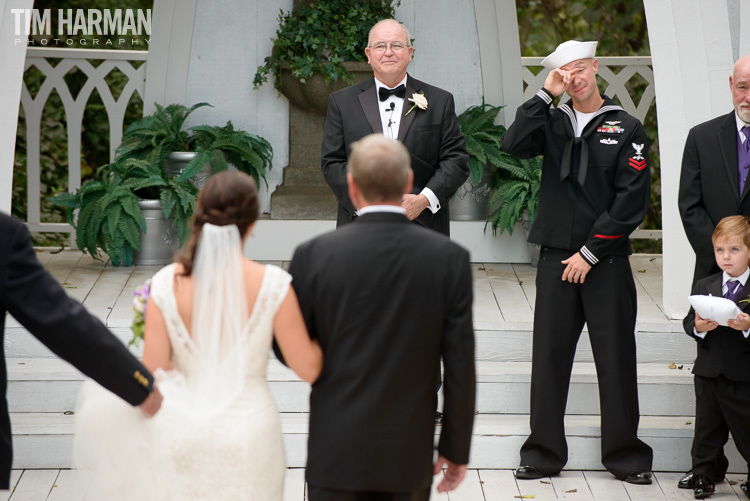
[253,0,400,90]
[457,102,508,185]
[117,103,274,187]
[50,158,198,266]
[487,156,542,237]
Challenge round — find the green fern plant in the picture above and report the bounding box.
[116,103,274,186]
[51,158,198,266]
[457,101,507,184]
[488,155,542,236]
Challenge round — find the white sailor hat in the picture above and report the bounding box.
[541,40,598,69]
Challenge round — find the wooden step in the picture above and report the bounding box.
[10,412,745,473]
[5,358,699,416]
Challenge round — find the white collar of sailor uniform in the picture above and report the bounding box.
[557,101,624,135]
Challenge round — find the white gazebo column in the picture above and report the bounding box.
[472,0,523,126]
[643,0,735,318]
[143,0,198,115]
[0,0,32,214]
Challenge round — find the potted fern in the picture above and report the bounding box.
[450,101,507,220]
[252,0,399,114]
[117,102,274,187]
[51,158,198,266]
[487,155,542,237]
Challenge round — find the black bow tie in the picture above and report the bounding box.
[378,85,406,102]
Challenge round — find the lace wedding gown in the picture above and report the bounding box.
[74,263,291,501]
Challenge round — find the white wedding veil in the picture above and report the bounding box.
[180,222,249,414]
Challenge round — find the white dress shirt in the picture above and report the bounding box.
[694,267,750,338]
[373,77,441,214]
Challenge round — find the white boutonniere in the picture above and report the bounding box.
[404,91,427,116]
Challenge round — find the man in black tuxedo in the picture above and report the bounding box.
[321,18,469,236]
[678,54,750,490]
[680,54,750,285]
[0,212,162,489]
[291,135,475,500]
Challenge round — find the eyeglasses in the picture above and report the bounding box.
[369,42,409,53]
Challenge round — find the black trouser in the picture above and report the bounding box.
[519,247,653,478]
[692,375,750,479]
[308,484,431,501]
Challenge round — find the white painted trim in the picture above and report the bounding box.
[243,220,533,263]
[0,0,33,214]
[740,0,750,56]
[143,0,198,114]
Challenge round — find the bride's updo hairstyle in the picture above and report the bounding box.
[177,169,259,275]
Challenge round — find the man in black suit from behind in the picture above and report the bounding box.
[290,134,475,501]
[0,212,162,489]
[321,18,469,236]
[678,54,750,490]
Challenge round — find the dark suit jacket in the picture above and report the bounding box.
[289,211,475,492]
[0,213,154,487]
[321,75,469,236]
[683,272,750,381]
[679,111,750,283]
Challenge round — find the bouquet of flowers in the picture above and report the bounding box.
[129,279,151,346]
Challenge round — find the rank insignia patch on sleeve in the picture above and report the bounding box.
[629,143,647,170]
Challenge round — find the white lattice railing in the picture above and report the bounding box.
[20,47,147,233]
[17,52,658,237]
[522,56,655,123]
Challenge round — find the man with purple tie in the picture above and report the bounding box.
[678,54,750,492]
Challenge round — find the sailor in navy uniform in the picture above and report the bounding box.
[501,40,654,484]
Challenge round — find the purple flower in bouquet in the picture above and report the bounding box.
[129,279,152,346]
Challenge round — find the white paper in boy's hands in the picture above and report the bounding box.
[689,295,743,327]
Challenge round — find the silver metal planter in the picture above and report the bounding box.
[132,199,180,265]
[449,168,494,221]
[164,151,213,189]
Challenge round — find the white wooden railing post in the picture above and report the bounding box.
[0,0,33,214]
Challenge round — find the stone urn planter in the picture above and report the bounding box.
[279,61,373,115]
[132,199,180,265]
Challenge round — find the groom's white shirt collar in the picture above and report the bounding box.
[356,205,406,216]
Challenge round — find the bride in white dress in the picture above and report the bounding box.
[73,170,322,500]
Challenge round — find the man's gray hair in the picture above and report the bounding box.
[347,134,411,203]
[367,19,412,47]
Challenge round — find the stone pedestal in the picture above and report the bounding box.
[270,62,373,220]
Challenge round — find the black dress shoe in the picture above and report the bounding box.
[623,470,653,485]
[679,471,694,489]
[515,465,543,480]
[740,480,750,499]
[693,475,715,499]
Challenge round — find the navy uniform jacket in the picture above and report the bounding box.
[683,272,750,382]
[501,88,651,265]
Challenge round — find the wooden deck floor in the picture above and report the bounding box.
[3,468,749,500]
[8,250,675,336]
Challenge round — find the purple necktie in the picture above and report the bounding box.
[725,279,743,302]
[739,126,750,195]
